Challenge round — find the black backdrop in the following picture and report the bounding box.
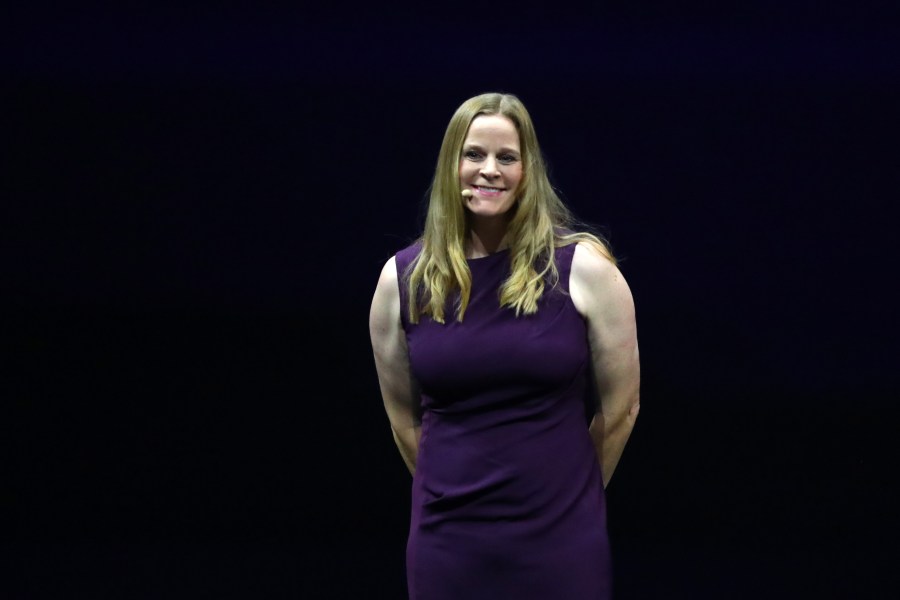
[5,3,899,598]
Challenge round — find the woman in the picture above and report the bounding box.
[369,92,640,599]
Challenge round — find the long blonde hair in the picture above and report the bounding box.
[406,92,615,324]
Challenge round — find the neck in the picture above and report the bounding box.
[467,220,510,258]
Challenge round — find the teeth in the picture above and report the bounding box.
[477,186,502,191]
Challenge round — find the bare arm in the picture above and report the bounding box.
[369,256,421,475]
[570,242,641,489]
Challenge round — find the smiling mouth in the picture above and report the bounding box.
[474,185,505,193]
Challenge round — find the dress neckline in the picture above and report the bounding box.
[466,247,511,263]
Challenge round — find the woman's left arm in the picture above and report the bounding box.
[570,242,641,489]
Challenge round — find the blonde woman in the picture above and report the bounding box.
[369,92,640,599]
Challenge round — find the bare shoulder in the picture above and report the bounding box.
[570,242,635,319]
[376,255,399,289]
[572,241,620,281]
[370,255,400,333]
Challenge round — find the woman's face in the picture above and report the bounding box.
[459,114,523,219]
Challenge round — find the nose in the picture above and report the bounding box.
[480,156,501,179]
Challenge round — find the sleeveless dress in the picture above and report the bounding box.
[395,242,611,600]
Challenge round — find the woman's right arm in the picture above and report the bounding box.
[369,256,421,475]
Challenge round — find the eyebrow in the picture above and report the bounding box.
[463,143,521,155]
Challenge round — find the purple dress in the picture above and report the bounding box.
[395,242,611,600]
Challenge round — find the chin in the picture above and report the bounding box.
[467,207,514,220]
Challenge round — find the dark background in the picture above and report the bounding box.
[5,2,899,598]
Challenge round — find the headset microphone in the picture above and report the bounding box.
[461,189,474,198]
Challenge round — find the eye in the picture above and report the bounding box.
[463,149,482,160]
[498,154,519,164]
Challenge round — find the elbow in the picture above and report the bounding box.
[628,395,640,425]
[627,385,640,417]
